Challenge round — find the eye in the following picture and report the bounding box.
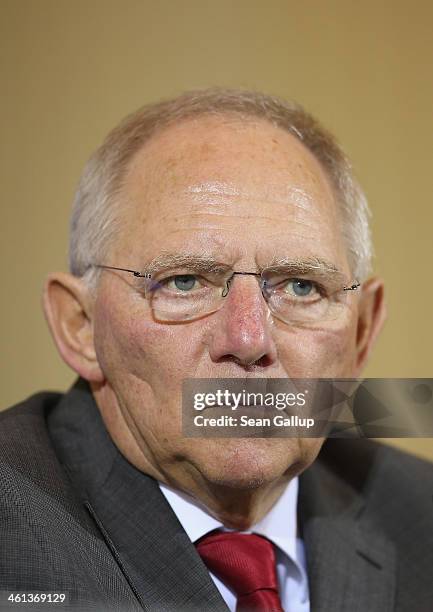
[166,274,199,292]
[284,278,317,297]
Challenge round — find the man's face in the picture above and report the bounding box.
[91,115,359,496]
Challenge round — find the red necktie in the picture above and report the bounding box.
[196,531,284,612]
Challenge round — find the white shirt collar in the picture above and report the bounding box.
[159,477,305,580]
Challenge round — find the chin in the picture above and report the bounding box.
[192,438,301,490]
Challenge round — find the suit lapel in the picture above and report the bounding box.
[299,448,396,612]
[48,379,228,612]
[82,455,228,612]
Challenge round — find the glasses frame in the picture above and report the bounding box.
[91,263,361,324]
[92,264,361,294]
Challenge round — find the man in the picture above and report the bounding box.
[1,89,432,612]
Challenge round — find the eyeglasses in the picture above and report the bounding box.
[91,263,360,326]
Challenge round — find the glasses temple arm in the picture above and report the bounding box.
[92,264,151,278]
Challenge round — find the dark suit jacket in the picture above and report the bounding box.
[1,378,432,612]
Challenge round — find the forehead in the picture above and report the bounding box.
[125,115,335,204]
[116,115,347,270]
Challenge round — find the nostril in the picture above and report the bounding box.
[247,354,273,369]
[224,353,274,370]
[256,354,273,368]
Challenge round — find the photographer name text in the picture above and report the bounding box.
[193,414,315,428]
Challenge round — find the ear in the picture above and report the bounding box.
[353,276,387,376]
[42,272,104,383]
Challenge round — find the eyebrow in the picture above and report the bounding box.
[264,256,348,283]
[143,253,233,275]
[143,252,348,282]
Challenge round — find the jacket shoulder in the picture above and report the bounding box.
[322,437,433,497]
[0,391,63,472]
[1,390,62,432]
[320,437,433,543]
[0,390,88,523]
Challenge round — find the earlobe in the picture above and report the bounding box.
[354,277,387,375]
[42,272,104,383]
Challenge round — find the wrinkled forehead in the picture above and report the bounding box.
[114,115,346,268]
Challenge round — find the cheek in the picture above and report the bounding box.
[275,319,358,377]
[93,294,205,389]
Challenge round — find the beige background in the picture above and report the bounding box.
[1,0,432,460]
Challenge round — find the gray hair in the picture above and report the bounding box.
[69,88,373,288]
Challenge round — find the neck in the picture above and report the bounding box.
[191,479,290,530]
[161,461,293,530]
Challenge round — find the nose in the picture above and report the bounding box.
[207,275,278,368]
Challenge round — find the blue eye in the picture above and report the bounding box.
[287,279,315,297]
[172,275,197,291]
